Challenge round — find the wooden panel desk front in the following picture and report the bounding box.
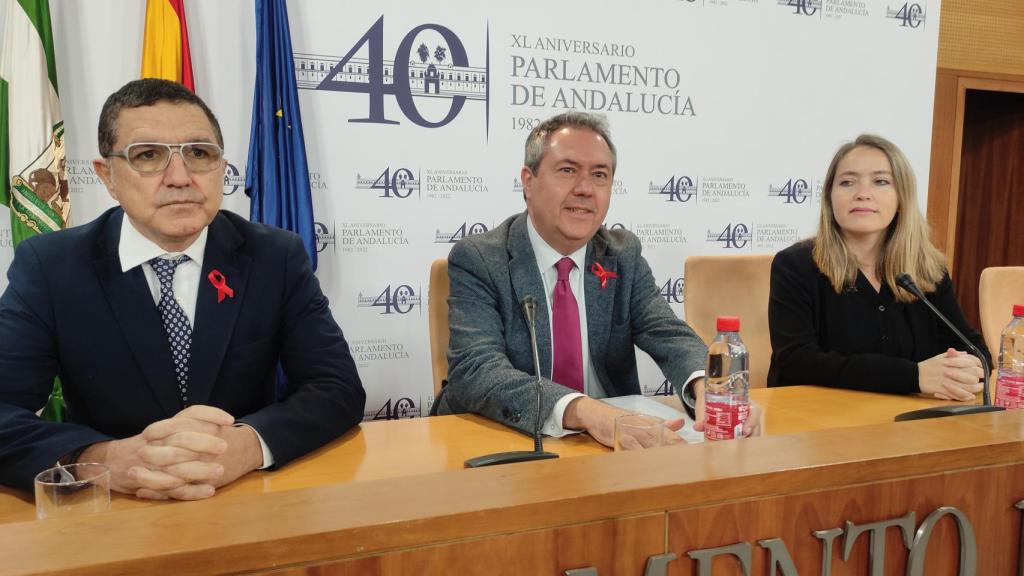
[0,386,1019,575]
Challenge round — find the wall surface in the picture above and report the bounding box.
[938,0,1024,76]
[0,0,942,419]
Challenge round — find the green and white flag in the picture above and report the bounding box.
[0,0,69,244]
[0,0,68,421]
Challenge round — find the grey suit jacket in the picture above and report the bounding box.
[433,212,707,434]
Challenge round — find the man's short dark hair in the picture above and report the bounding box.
[97,78,224,156]
[523,111,617,176]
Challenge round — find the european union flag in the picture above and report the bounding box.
[245,0,316,270]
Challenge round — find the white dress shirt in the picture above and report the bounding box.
[118,216,273,468]
[526,217,703,436]
[526,218,597,437]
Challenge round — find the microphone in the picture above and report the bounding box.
[464,295,559,467]
[522,295,546,453]
[892,273,1005,421]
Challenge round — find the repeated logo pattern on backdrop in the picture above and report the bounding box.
[0,0,940,419]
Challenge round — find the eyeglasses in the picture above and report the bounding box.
[104,142,224,174]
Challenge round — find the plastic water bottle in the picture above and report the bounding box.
[995,304,1024,409]
[704,316,750,441]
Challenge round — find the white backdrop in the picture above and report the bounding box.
[0,0,940,421]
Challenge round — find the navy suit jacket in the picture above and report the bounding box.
[0,208,365,491]
[433,212,707,433]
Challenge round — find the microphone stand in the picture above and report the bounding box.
[893,274,1005,421]
[465,296,559,467]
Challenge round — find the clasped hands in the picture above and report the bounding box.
[78,405,263,501]
[918,348,985,401]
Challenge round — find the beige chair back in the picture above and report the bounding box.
[428,259,451,397]
[979,266,1024,362]
[684,254,774,388]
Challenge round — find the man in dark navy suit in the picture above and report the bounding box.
[0,79,364,499]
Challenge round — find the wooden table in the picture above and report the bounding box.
[0,386,955,524]
[2,386,1016,575]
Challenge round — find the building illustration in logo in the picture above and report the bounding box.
[434,222,489,243]
[769,178,812,204]
[707,223,753,249]
[314,221,336,253]
[293,17,489,131]
[370,396,421,420]
[223,163,245,196]
[357,284,422,314]
[295,53,487,100]
[660,277,685,305]
[355,167,421,199]
[648,175,697,203]
[886,2,925,27]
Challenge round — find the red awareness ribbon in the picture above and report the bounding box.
[207,269,235,303]
[590,262,618,289]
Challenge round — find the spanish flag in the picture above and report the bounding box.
[140,0,194,90]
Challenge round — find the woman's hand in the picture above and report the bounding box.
[918,348,984,401]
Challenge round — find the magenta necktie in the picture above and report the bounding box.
[551,257,583,393]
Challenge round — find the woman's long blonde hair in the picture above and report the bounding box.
[812,134,946,303]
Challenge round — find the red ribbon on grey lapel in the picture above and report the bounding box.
[590,262,617,289]
[207,270,234,303]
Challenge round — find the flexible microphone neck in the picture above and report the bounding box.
[896,273,992,405]
[523,296,541,380]
[462,296,559,467]
[522,296,545,453]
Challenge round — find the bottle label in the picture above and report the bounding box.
[995,374,1024,409]
[704,396,750,440]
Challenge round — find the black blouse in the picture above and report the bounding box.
[767,241,990,393]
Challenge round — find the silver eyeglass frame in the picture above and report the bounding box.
[103,142,225,174]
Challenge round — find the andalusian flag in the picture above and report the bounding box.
[0,0,68,421]
[141,0,194,89]
[0,0,69,245]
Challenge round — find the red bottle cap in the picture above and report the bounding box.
[1014,304,1024,317]
[717,316,740,332]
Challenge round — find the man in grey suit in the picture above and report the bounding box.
[433,112,754,448]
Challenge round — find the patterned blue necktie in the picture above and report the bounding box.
[149,256,193,405]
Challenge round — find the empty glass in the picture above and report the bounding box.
[34,463,111,520]
[614,413,667,451]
